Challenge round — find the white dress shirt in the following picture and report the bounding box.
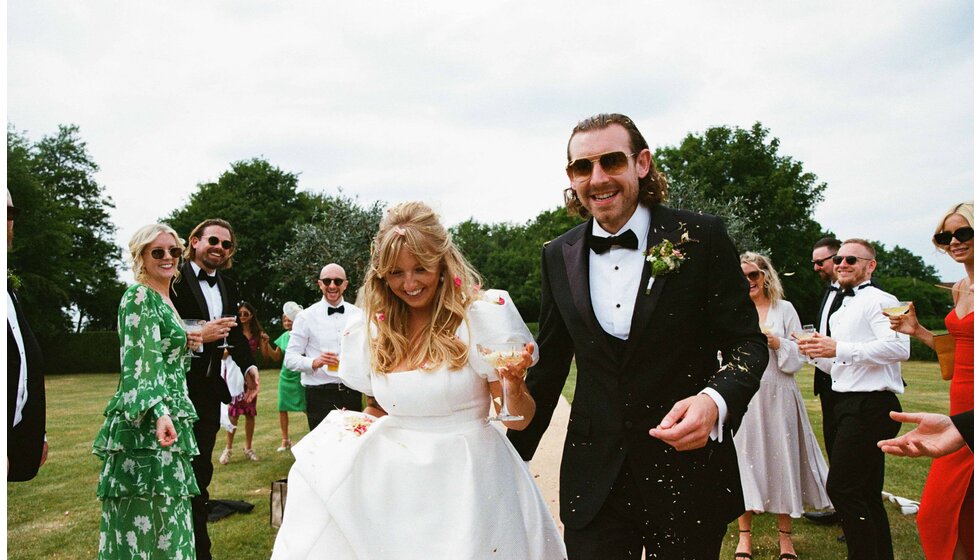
[8,291,28,427]
[588,205,728,439]
[285,298,363,386]
[190,262,223,320]
[810,283,909,393]
[818,281,840,336]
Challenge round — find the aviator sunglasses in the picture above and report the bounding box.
[150,247,182,260]
[832,255,873,266]
[319,277,346,286]
[744,270,763,282]
[204,236,234,250]
[933,226,974,246]
[566,151,636,182]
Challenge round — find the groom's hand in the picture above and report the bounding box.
[649,394,719,451]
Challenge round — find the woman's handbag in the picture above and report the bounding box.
[270,478,288,528]
[933,333,956,381]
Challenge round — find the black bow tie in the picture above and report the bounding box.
[832,283,870,298]
[197,269,218,287]
[328,305,345,316]
[589,229,639,254]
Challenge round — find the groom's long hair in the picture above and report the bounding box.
[362,201,484,374]
[563,113,670,218]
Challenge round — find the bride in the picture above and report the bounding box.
[272,201,567,559]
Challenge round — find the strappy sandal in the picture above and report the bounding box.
[778,529,798,559]
[734,529,753,559]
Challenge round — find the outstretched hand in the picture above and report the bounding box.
[649,394,718,451]
[877,411,966,458]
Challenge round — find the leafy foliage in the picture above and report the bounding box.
[7,124,125,338]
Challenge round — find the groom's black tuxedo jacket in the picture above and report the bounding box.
[170,262,255,423]
[508,204,768,535]
[7,286,46,482]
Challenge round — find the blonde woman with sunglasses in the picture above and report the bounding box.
[886,201,973,560]
[733,252,832,560]
[92,224,203,559]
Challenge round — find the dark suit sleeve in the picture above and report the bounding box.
[507,245,575,460]
[7,292,47,482]
[701,215,768,434]
[951,410,973,452]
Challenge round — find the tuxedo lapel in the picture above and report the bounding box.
[178,262,210,319]
[623,205,682,366]
[216,273,233,316]
[562,222,605,338]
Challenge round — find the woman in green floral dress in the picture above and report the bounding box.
[93,223,203,559]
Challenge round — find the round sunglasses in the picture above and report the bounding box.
[149,247,182,260]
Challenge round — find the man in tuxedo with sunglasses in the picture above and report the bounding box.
[7,189,48,482]
[170,218,259,560]
[285,263,364,430]
[507,113,768,559]
[797,239,908,560]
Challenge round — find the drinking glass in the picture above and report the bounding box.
[794,324,816,340]
[217,313,236,349]
[881,301,912,339]
[181,319,206,358]
[477,342,527,422]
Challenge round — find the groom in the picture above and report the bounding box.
[508,113,768,559]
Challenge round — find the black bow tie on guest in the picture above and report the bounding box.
[589,229,639,254]
[197,269,218,287]
[328,305,345,316]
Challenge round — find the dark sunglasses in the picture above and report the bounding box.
[566,151,635,182]
[205,236,234,250]
[933,226,974,246]
[149,247,182,260]
[319,277,346,286]
[832,255,872,265]
[7,205,21,221]
[744,270,763,282]
[811,254,837,267]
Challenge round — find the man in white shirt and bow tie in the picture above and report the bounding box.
[798,238,909,560]
[286,263,364,430]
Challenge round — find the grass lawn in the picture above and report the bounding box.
[9,361,949,559]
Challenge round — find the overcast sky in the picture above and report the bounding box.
[7,1,974,282]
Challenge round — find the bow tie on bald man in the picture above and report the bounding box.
[197,269,218,287]
[589,229,639,254]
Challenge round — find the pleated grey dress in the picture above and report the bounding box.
[733,299,833,517]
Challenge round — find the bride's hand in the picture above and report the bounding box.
[497,342,534,395]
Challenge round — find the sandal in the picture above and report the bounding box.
[734,529,753,559]
[244,448,259,461]
[778,529,798,560]
[276,440,292,453]
[218,448,232,465]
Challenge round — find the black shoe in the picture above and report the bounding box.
[802,511,839,525]
[837,534,846,543]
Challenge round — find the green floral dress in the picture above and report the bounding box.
[93,284,200,559]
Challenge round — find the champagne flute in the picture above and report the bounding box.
[881,301,912,339]
[180,319,206,358]
[217,313,236,349]
[477,342,527,422]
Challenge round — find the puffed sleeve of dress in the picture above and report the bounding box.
[338,314,374,396]
[464,289,539,381]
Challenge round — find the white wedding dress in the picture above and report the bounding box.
[272,291,567,560]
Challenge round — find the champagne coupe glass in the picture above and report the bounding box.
[881,301,912,339]
[477,342,527,422]
[759,321,774,335]
[217,313,237,349]
[180,319,206,358]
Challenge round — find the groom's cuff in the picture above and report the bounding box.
[699,388,728,443]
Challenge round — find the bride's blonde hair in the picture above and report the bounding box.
[363,202,484,373]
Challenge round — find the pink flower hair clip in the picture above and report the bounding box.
[392,226,406,236]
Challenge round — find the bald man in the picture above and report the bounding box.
[285,264,365,429]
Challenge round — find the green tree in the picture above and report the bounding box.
[165,158,315,326]
[655,122,828,322]
[7,124,125,337]
[270,192,384,311]
[870,243,941,283]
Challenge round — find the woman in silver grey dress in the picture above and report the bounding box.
[733,252,832,560]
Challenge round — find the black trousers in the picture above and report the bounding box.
[304,384,363,431]
[826,391,901,560]
[564,462,726,560]
[190,410,220,560]
[818,389,839,459]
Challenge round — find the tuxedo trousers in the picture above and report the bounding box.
[191,403,220,560]
[826,391,901,560]
[304,384,362,431]
[564,460,726,560]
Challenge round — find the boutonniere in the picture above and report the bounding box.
[644,225,697,294]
